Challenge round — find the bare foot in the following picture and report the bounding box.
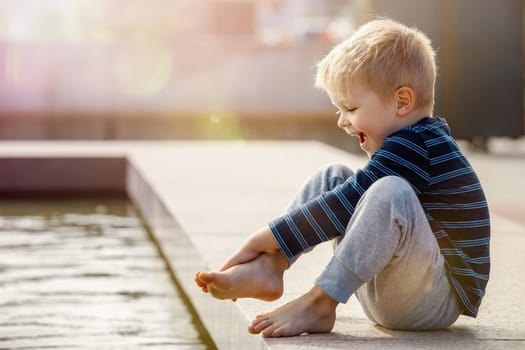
[196,251,287,301]
[248,285,338,337]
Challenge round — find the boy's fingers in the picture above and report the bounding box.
[220,250,260,271]
[220,261,234,271]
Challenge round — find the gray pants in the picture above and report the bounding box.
[285,164,463,330]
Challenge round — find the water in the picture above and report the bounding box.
[0,199,215,350]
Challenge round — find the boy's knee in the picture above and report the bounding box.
[367,176,415,201]
[318,163,354,185]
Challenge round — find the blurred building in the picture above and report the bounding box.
[0,0,522,150]
[364,0,524,147]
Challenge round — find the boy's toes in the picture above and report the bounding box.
[195,272,203,286]
[248,324,260,334]
[195,272,209,292]
[195,273,207,287]
[197,271,216,284]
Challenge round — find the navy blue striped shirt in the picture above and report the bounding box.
[270,117,490,317]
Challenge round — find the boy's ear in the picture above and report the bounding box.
[395,86,416,117]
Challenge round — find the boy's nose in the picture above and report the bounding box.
[337,115,349,129]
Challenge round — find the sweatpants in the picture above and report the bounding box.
[284,164,463,330]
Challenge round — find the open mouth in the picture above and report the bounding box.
[358,132,366,144]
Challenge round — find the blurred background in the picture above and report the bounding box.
[0,0,523,152]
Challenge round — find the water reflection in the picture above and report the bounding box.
[0,199,215,349]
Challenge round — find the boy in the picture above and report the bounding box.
[195,18,490,337]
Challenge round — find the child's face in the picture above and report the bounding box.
[331,82,399,158]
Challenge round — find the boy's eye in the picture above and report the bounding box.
[336,107,356,115]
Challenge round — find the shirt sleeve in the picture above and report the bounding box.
[269,131,431,259]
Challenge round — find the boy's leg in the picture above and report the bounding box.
[251,176,462,336]
[285,164,354,212]
[317,176,462,330]
[284,164,354,263]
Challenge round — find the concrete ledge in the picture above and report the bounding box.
[125,158,262,349]
[0,157,127,196]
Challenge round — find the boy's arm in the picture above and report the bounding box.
[220,225,280,271]
[270,132,430,259]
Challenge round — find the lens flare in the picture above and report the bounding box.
[196,112,244,140]
[113,42,173,99]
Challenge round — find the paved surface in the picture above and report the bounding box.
[140,141,524,350]
[0,140,524,349]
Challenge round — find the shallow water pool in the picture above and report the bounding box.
[0,199,215,349]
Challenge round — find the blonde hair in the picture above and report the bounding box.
[315,18,436,110]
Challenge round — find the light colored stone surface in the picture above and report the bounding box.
[0,140,524,349]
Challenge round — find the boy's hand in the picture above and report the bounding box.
[220,246,260,271]
[221,226,281,271]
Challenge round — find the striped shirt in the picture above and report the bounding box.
[269,117,490,317]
